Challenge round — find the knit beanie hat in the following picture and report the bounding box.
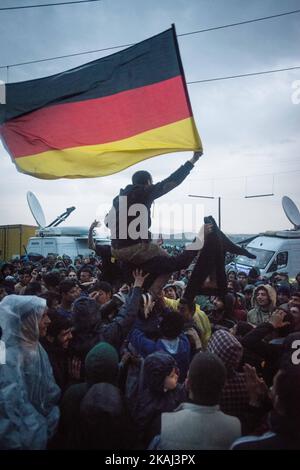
[85,342,119,386]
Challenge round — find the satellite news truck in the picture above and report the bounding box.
[227,196,300,279]
[26,191,110,260]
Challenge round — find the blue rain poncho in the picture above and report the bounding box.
[0,295,60,449]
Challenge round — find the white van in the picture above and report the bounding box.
[26,226,110,260]
[228,230,300,278]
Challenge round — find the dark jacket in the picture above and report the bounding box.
[109,162,194,249]
[41,339,70,395]
[94,244,122,286]
[99,287,142,352]
[80,383,136,450]
[232,432,300,450]
[232,411,300,450]
[129,328,191,383]
[241,322,284,386]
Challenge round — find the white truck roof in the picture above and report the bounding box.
[35,226,89,237]
[262,230,300,239]
[248,233,300,252]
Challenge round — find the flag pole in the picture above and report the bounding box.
[171,23,192,116]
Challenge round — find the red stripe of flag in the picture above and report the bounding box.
[2,75,191,159]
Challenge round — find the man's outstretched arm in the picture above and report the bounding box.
[88,220,100,250]
[148,151,203,200]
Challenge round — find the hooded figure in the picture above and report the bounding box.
[134,352,187,447]
[58,341,126,449]
[207,330,249,427]
[79,343,135,449]
[248,285,277,325]
[0,295,60,449]
[79,382,134,449]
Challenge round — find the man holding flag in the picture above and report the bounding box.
[104,150,212,295]
[106,150,202,263]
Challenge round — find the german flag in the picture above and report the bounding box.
[0,26,202,179]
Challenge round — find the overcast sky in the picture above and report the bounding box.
[0,0,299,236]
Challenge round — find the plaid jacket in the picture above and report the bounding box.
[207,330,249,420]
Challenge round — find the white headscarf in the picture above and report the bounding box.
[0,295,60,449]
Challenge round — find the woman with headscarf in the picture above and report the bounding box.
[0,295,60,449]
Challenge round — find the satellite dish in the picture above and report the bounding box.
[282,196,300,229]
[27,191,46,228]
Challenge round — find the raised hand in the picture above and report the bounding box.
[132,269,149,288]
[89,291,99,301]
[243,363,268,406]
[90,219,101,230]
[269,310,290,329]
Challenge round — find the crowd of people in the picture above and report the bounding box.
[1,152,299,451]
[0,250,299,450]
